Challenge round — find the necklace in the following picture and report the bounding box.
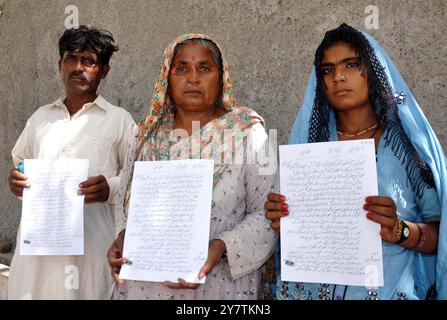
[337,123,378,138]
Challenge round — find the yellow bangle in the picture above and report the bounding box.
[394,218,403,242]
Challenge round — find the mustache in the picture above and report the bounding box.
[69,72,87,80]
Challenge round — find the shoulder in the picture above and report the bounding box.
[102,99,136,126]
[235,106,264,120]
[26,101,60,124]
[104,100,134,120]
[229,106,266,129]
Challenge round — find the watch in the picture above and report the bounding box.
[397,220,410,243]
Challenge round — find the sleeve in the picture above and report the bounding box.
[417,183,441,223]
[413,182,441,300]
[11,119,33,168]
[216,123,279,280]
[109,114,137,238]
[106,115,137,205]
[114,161,135,238]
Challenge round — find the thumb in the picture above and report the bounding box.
[198,260,211,279]
[198,240,225,279]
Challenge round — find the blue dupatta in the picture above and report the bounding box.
[288,30,447,299]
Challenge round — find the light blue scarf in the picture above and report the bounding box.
[289,31,447,299]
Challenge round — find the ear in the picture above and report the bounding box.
[100,64,110,79]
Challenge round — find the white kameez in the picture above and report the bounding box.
[8,95,136,300]
[117,123,278,300]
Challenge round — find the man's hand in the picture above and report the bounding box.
[8,168,30,197]
[78,175,109,203]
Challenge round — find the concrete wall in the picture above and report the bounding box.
[1,0,446,253]
[0,264,9,299]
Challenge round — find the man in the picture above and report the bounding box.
[7,25,136,299]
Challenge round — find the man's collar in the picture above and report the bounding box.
[92,95,109,111]
[52,95,109,112]
[53,97,65,108]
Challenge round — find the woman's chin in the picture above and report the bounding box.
[176,103,215,113]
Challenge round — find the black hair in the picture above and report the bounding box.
[308,23,434,197]
[58,25,119,65]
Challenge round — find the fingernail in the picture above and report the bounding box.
[25,183,31,188]
[281,211,288,216]
[363,204,369,209]
[199,272,205,279]
[366,197,372,203]
[366,213,373,219]
[279,196,286,202]
[79,183,83,188]
[77,190,83,195]
[280,203,288,210]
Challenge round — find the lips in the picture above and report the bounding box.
[333,89,352,96]
[69,76,86,81]
[184,90,203,95]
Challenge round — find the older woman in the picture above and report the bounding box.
[264,24,446,300]
[108,34,277,299]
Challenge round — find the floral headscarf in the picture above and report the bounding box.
[135,33,264,185]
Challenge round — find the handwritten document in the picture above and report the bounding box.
[20,159,89,256]
[119,159,214,283]
[280,139,383,287]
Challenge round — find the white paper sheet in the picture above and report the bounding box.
[20,159,89,256]
[279,139,383,287]
[119,159,214,283]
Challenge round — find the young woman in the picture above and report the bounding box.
[264,24,446,300]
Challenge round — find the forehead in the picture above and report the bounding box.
[321,41,358,63]
[172,42,216,64]
[63,49,98,58]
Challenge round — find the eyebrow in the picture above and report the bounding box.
[174,60,211,65]
[320,56,359,67]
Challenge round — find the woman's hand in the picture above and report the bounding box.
[364,196,400,243]
[107,230,127,285]
[162,239,226,289]
[264,192,288,231]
